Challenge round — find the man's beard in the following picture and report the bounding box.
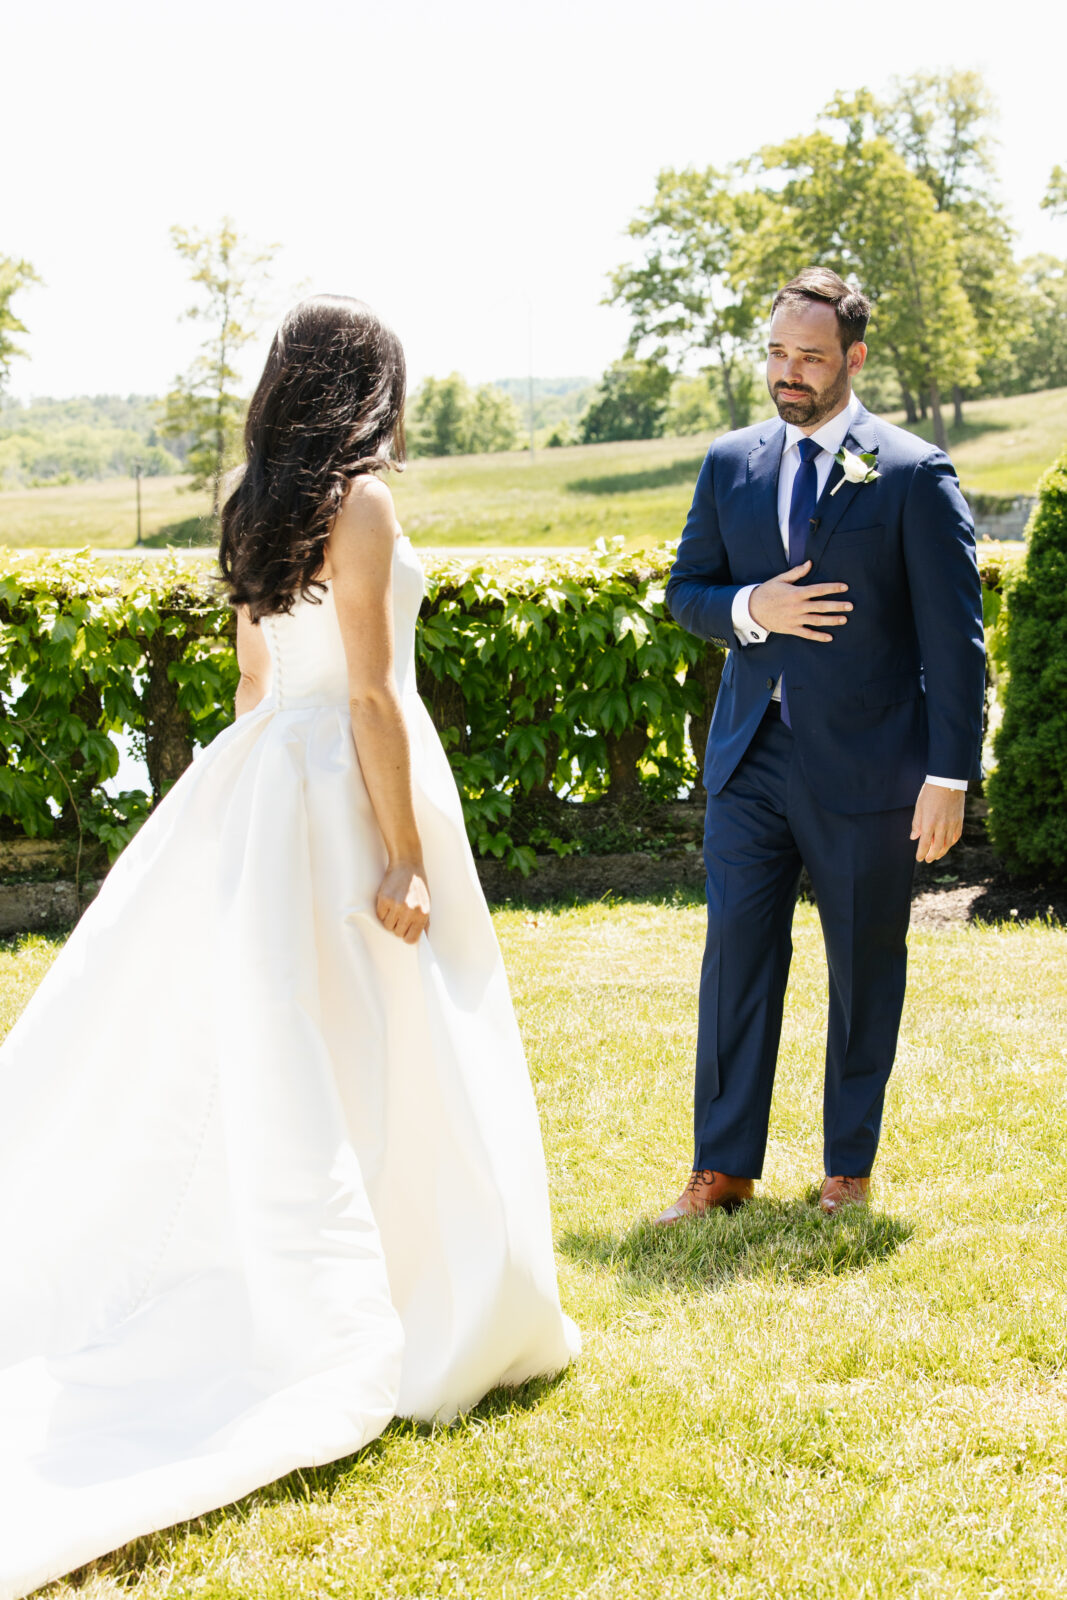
[770,360,849,427]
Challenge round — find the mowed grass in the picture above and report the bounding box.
[390,434,715,549]
[0,475,212,550]
[3,384,1064,554]
[4,899,1065,1599]
[887,385,1067,497]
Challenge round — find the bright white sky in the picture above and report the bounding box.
[5,0,1065,400]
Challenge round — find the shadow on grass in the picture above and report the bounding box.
[902,414,1014,450]
[485,884,708,914]
[559,1195,912,1296]
[566,456,705,496]
[141,515,217,548]
[67,1371,566,1589]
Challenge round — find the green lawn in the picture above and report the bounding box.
[0,474,212,550]
[0,382,1062,553]
[887,385,1067,497]
[390,433,716,548]
[2,385,1064,555]
[5,898,1065,1599]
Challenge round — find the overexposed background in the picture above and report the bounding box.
[6,0,1064,397]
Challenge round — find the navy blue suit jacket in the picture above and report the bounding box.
[666,403,986,814]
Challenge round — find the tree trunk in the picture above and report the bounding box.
[213,321,228,517]
[929,380,948,454]
[901,386,919,424]
[719,361,738,431]
[687,644,726,787]
[415,666,468,756]
[953,384,964,429]
[605,726,648,794]
[528,696,560,796]
[144,631,194,799]
[920,392,929,420]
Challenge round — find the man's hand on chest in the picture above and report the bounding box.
[748,559,853,641]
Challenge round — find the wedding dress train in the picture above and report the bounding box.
[0,535,577,1598]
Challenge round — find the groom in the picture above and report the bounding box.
[658,267,985,1222]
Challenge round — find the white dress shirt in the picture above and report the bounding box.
[730,391,965,791]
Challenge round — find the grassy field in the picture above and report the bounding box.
[1,386,1064,553]
[890,386,1067,496]
[390,434,716,548]
[4,898,1065,1599]
[0,475,211,550]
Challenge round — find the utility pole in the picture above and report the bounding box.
[133,461,143,546]
[527,298,536,460]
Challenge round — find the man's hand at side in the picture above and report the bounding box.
[910,784,966,863]
[749,560,852,641]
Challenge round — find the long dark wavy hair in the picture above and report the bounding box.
[219,295,406,620]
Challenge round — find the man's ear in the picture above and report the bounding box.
[847,340,868,379]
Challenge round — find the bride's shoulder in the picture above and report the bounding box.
[343,473,395,514]
[329,475,401,568]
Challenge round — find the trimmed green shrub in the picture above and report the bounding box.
[0,552,236,876]
[988,452,1067,876]
[0,540,1015,877]
[0,543,706,875]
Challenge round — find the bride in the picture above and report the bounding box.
[0,295,578,1599]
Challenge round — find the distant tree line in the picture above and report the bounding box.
[0,395,181,486]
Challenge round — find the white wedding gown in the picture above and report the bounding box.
[0,535,578,1599]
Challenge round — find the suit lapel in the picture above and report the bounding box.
[746,421,788,574]
[805,407,880,572]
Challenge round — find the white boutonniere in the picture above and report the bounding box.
[830,446,880,495]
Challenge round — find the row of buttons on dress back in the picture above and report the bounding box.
[262,614,284,708]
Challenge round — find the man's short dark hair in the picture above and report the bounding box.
[771,268,871,351]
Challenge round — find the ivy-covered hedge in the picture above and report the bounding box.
[0,540,1012,876]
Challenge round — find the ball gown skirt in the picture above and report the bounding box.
[0,536,578,1598]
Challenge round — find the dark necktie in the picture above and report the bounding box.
[780,436,822,728]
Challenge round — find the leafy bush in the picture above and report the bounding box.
[417,542,706,869]
[987,453,1067,876]
[0,541,1012,877]
[0,552,237,871]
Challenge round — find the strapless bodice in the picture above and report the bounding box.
[259,535,425,709]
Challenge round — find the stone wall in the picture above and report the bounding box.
[969,495,1035,542]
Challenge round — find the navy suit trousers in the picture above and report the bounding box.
[695,709,916,1179]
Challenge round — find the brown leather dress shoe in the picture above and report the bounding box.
[818,1175,870,1215]
[653,1169,755,1224]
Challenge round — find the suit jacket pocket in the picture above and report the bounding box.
[863,674,923,709]
[831,523,885,550]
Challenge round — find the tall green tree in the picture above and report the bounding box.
[467,383,523,453]
[870,72,1015,423]
[406,374,521,457]
[607,167,777,430]
[577,358,672,444]
[993,255,1067,394]
[0,255,41,392]
[760,113,978,451]
[1042,165,1067,218]
[160,218,277,514]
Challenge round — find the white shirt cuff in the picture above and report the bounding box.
[731,584,768,647]
[924,775,968,791]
